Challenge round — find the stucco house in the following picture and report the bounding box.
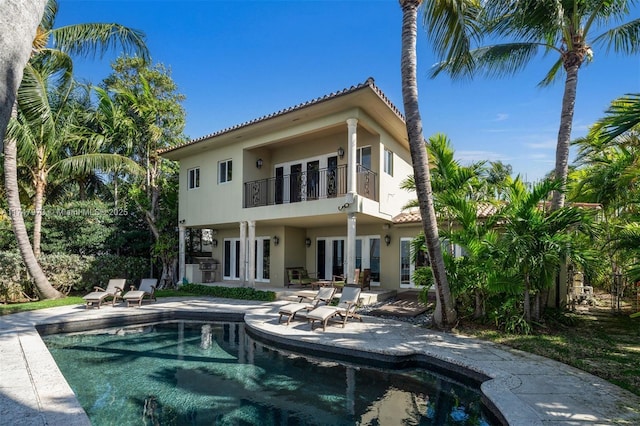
[160,78,428,290]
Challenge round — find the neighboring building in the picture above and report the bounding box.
[160,78,427,290]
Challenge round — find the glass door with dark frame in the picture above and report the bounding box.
[290,164,302,203]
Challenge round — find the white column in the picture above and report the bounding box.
[346,118,358,284]
[347,212,357,284]
[239,221,247,286]
[178,226,186,285]
[346,118,358,198]
[248,220,256,288]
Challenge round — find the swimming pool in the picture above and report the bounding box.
[42,320,497,425]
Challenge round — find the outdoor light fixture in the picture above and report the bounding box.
[212,239,218,248]
[337,147,345,159]
[384,234,391,246]
[273,235,280,246]
[305,237,311,248]
[179,219,186,224]
[256,158,263,169]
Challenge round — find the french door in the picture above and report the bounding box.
[223,237,271,282]
[315,236,380,285]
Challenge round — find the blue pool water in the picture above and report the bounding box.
[42,321,496,425]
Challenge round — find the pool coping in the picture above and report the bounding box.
[1,297,639,425]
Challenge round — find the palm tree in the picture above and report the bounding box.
[8,62,139,256]
[496,178,594,322]
[431,0,640,210]
[3,0,148,299]
[399,0,483,328]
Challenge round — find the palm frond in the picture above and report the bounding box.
[40,0,58,33]
[51,23,150,62]
[52,153,143,177]
[589,94,640,142]
[537,57,564,87]
[422,0,484,76]
[591,18,640,54]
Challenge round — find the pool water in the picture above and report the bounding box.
[43,321,495,425]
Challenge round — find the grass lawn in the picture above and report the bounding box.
[455,293,640,397]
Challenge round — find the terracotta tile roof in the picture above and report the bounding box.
[159,77,404,155]
[392,204,498,224]
[392,202,602,225]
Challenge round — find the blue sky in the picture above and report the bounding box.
[58,0,640,182]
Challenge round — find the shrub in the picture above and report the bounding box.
[413,266,434,305]
[175,284,276,301]
[0,251,150,299]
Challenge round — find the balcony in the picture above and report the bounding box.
[244,165,377,208]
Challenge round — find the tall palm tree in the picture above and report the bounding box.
[399,0,482,327]
[8,62,139,256]
[400,0,455,328]
[431,0,640,210]
[0,1,51,296]
[3,0,148,299]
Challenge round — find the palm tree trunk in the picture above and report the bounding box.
[473,289,483,319]
[551,64,579,210]
[400,0,457,328]
[0,0,60,300]
[0,0,47,141]
[4,133,61,299]
[32,172,46,257]
[524,274,531,322]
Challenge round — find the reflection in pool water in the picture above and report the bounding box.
[43,321,495,425]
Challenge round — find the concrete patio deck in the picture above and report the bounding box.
[1,297,638,425]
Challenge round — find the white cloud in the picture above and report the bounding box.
[494,113,509,122]
[525,139,556,149]
[456,150,509,163]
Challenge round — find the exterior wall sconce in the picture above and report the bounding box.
[384,235,391,246]
[305,237,311,248]
[212,239,218,248]
[179,219,186,224]
[273,236,279,246]
[256,158,263,169]
[337,147,345,159]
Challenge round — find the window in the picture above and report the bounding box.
[219,159,232,183]
[384,148,394,176]
[356,146,371,170]
[188,167,200,189]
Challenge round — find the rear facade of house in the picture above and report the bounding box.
[161,78,427,291]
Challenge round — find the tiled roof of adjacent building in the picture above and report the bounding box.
[392,202,602,224]
[159,77,404,155]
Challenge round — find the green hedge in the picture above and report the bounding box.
[0,252,149,301]
[174,284,276,302]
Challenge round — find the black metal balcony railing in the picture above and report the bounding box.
[244,165,377,208]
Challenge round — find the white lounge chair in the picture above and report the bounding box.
[307,286,362,331]
[82,278,126,308]
[123,278,158,307]
[278,286,336,325]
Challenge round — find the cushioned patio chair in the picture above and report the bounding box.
[357,269,371,291]
[82,278,126,308]
[331,268,358,289]
[306,286,362,331]
[123,278,158,307]
[286,267,316,288]
[278,286,337,325]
